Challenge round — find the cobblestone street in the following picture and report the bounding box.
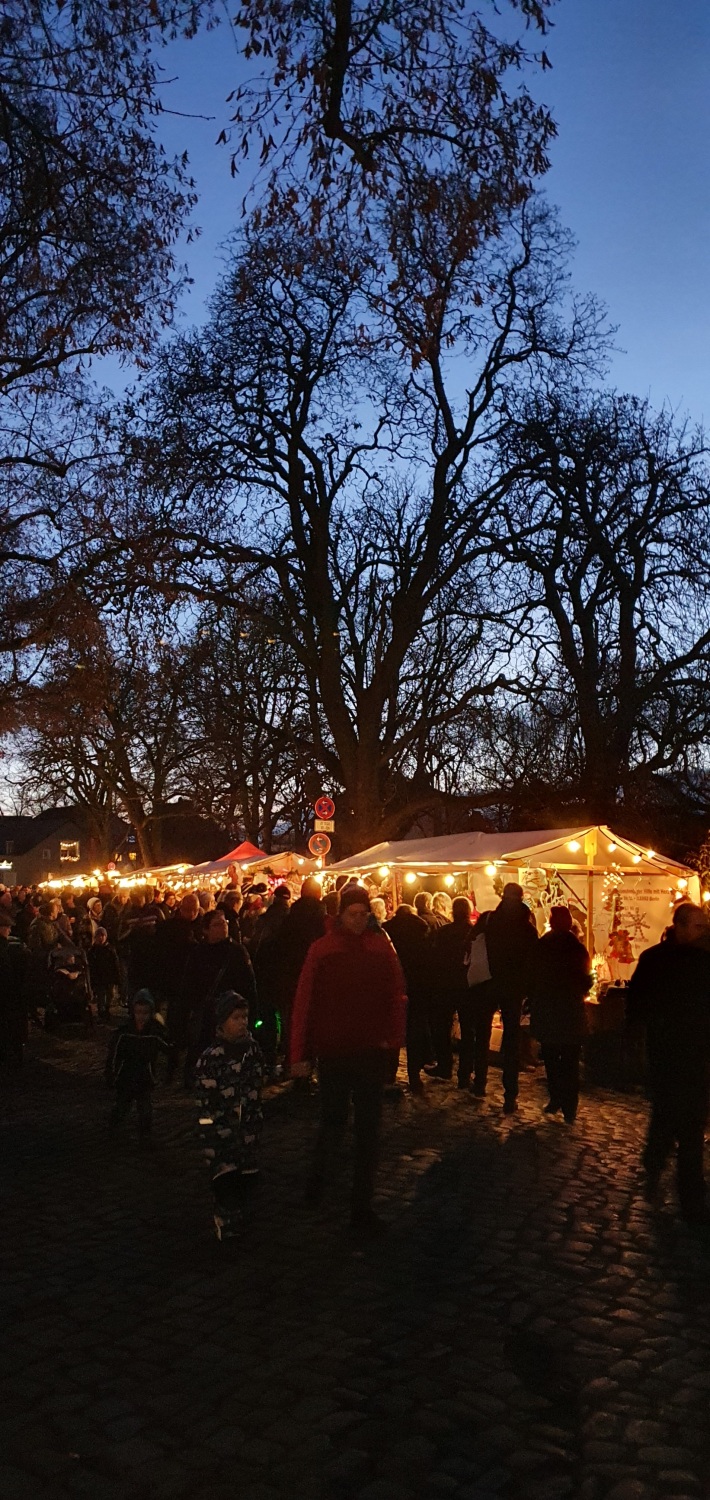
[2,1030,710,1500]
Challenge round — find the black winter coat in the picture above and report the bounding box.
[383,908,430,996]
[277,897,326,1008]
[433,918,476,993]
[627,937,710,1086]
[105,1019,170,1091]
[88,943,120,991]
[485,899,538,997]
[528,931,591,1046]
[180,939,257,1051]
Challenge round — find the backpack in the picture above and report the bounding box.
[466,930,492,988]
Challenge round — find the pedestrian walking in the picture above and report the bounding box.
[105,990,170,1143]
[484,883,538,1113]
[195,991,265,1241]
[627,902,710,1224]
[528,906,592,1122]
[290,885,406,1236]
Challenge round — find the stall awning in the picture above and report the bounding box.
[327,825,696,878]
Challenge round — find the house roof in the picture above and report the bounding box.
[0,810,80,856]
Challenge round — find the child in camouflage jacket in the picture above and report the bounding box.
[195,990,265,1240]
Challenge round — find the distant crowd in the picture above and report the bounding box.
[2,873,710,1236]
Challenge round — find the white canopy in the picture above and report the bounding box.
[327,825,696,878]
[328,825,700,972]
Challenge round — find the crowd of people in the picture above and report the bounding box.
[2,871,710,1237]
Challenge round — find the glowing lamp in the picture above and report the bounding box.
[607,843,616,853]
[378,865,390,878]
[484,864,497,878]
[444,874,455,887]
[567,840,581,853]
[678,878,688,890]
[404,872,417,885]
[647,850,656,859]
[703,892,710,904]
[633,855,641,864]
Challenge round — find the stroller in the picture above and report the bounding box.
[45,942,93,1030]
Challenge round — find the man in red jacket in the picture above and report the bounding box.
[290,884,406,1236]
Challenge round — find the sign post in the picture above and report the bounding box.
[310,796,335,864]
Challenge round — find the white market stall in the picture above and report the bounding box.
[187,841,317,888]
[328,824,702,977]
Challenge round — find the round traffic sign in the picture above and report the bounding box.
[314,795,335,820]
[309,833,332,856]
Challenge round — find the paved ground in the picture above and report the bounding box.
[2,1028,710,1500]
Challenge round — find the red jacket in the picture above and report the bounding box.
[289,925,407,1064]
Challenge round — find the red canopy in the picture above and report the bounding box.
[228,841,268,862]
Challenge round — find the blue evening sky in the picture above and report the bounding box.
[151,0,710,424]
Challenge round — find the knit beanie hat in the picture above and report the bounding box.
[132,989,155,1012]
[339,884,371,913]
[215,990,249,1027]
[549,906,573,933]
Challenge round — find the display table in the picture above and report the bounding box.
[583,988,645,1091]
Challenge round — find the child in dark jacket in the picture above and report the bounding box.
[105,990,170,1141]
[89,928,120,1019]
[195,991,265,1240]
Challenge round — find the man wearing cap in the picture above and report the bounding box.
[0,908,29,1071]
[290,885,407,1235]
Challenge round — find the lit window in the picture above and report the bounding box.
[60,841,80,862]
[5,841,14,856]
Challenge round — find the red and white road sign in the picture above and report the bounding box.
[309,833,332,856]
[314,795,336,821]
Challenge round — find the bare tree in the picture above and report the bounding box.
[182,605,317,848]
[115,203,603,850]
[493,391,710,818]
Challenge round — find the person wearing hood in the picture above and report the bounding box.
[105,990,170,1142]
[485,882,539,1114]
[195,990,265,1240]
[290,885,406,1236]
[528,906,592,1123]
[384,902,433,1094]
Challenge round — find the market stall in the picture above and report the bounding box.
[327,824,702,972]
[187,842,317,889]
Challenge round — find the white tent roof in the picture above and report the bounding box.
[327,825,696,877]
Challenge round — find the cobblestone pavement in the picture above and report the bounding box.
[2,1028,710,1500]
